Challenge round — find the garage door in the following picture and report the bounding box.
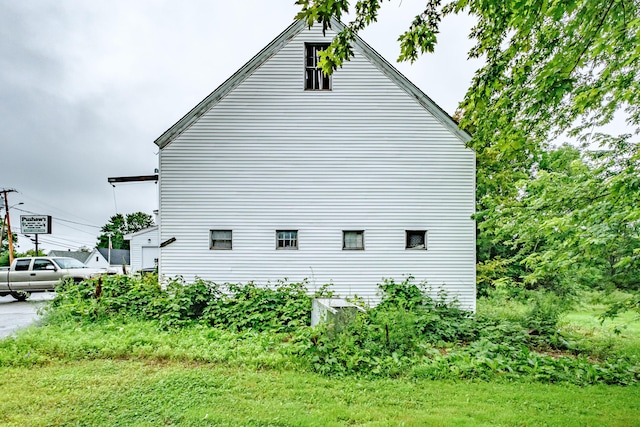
[141,246,159,270]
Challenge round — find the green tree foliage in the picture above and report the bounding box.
[478,138,640,295]
[294,0,640,228]
[15,248,46,258]
[296,1,640,297]
[295,0,640,152]
[96,212,155,250]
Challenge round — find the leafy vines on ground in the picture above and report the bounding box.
[34,274,639,386]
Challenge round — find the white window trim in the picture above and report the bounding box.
[276,230,298,250]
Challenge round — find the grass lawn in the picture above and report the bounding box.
[1,359,639,427]
[1,282,638,426]
[478,292,640,358]
[560,303,640,358]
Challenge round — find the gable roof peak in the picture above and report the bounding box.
[154,18,469,149]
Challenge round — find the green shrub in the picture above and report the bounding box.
[203,280,312,332]
[522,292,567,348]
[44,273,164,323]
[45,274,313,333]
[158,277,223,328]
[296,277,478,376]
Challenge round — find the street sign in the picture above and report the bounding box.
[20,215,52,234]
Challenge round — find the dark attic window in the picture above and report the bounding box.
[406,230,427,250]
[305,43,331,90]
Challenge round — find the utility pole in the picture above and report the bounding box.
[25,234,40,255]
[108,233,112,265]
[0,211,5,251]
[1,189,17,265]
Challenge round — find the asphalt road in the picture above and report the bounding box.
[0,293,55,339]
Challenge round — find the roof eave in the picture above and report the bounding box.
[155,20,307,149]
[328,18,471,144]
[124,225,159,240]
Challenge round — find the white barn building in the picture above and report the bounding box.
[155,20,476,309]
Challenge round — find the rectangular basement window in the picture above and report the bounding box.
[276,230,298,250]
[343,230,364,250]
[210,230,232,250]
[406,230,427,250]
[305,43,331,90]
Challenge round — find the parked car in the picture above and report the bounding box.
[0,257,108,301]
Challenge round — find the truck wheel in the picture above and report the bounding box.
[10,291,29,301]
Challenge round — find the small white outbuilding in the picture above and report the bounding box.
[154,19,476,309]
[124,226,159,273]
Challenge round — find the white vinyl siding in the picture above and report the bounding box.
[158,24,476,310]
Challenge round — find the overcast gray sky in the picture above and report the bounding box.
[1,0,480,253]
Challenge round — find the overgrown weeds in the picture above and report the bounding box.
[46,275,313,332]
[294,278,638,384]
[6,274,635,386]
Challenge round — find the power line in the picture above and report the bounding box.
[18,192,99,226]
[112,186,118,213]
[49,221,98,237]
[13,207,100,229]
[24,233,93,246]
[5,189,102,252]
[31,235,94,250]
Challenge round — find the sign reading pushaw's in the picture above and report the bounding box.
[20,215,52,234]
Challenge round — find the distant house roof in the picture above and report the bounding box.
[97,248,130,265]
[48,250,92,264]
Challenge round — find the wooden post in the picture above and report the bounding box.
[1,190,16,265]
[0,214,5,250]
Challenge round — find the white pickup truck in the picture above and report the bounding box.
[0,257,108,301]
